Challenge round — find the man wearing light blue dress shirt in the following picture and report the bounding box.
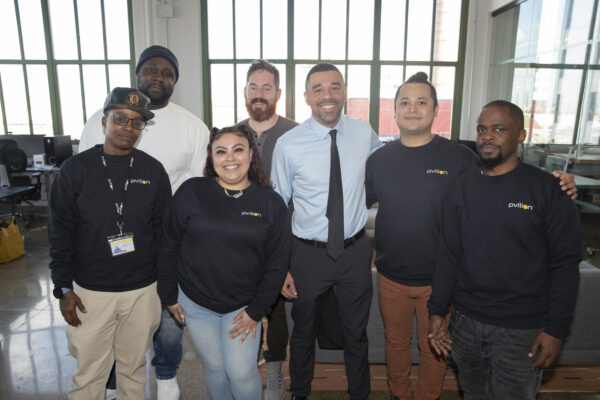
[271,63,383,400]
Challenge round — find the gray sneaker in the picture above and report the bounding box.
[263,361,285,400]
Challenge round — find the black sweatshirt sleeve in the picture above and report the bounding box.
[157,183,189,306]
[48,161,79,290]
[365,156,377,209]
[151,166,172,251]
[542,184,581,339]
[245,195,291,321]
[428,184,461,317]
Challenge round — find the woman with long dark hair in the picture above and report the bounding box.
[157,125,290,399]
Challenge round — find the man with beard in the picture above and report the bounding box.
[366,74,577,400]
[428,101,581,400]
[237,59,297,180]
[271,63,383,400]
[235,59,297,400]
[79,45,210,400]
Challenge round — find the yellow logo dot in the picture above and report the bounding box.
[142,180,146,184]
[523,205,528,209]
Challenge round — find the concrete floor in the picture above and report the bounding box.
[0,220,210,400]
[1,212,599,399]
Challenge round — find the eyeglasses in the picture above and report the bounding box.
[112,113,146,130]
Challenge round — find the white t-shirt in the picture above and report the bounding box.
[79,102,210,193]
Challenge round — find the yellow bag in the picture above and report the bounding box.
[0,217,25,263]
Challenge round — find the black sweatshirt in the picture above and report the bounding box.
[157,177,291,322]
[48,146,172,292]
[428,162,581,339]
[365,136,478,285]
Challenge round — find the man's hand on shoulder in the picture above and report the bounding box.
[529,331,563,369]
[553,171,578,200]
[59,291,86,327]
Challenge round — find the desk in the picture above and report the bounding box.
[574,175,600,190]
[26,166,59,202]
[0,186,36,219]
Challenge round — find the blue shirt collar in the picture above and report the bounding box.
[309,116,344,140]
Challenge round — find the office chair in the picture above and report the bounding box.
[0,140,42,227]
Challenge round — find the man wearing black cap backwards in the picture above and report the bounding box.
[79,45,210,400]
[49,88,172,400]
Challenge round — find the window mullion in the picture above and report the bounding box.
[450,0,470,140]
[318,0,322,60]
[232,0,238,122]
[73,0,87,124]
[369,0,382,132]
[403,0,409,80]
[430,0,437,79]
[0,75,8,134]
[286,0,295,120]
[344,0,350,114]
[260,0,263,59]
[200,0,212,127]
[127,0,136,85]
[14,0,34,134]
[40,0,62,135]
[100,0,110,92]
[572,0,599,144]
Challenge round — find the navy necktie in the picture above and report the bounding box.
[326,129,344,260]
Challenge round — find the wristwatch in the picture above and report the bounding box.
[53,287,72,299]
[53,287,65,299]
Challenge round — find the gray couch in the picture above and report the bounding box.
[285,261,600,365]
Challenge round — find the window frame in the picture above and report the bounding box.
[200,0,470,139]
[489,0,600,145]
[0,0,136,137]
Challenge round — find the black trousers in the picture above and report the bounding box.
[263,294,289,362]
[289,233,373,399]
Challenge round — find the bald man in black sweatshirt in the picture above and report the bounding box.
[428,100,582,400]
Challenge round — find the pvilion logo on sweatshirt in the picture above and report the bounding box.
[241,211,262,217]
[130,178,151,185]
[426,169,448,175]
[508,202,534,211]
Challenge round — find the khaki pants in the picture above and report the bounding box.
[67,282,161,400]
[378,273,450,400]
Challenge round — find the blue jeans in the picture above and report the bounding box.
[151,306,184,379]
[179,289,262,400]
[450,309,543,400]
[106,309,180,388]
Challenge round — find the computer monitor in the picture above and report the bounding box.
[8,135,45,157]
[44,135,73,167]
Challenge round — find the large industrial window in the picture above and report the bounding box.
[0,0,135,140]
[488,0,600,146]
[201,0,469,140]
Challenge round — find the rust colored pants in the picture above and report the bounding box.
[377,273,449,400]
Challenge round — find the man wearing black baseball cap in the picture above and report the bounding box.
[80,45,210,400]
[49,87,171,400]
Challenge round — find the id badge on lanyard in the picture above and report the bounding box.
[107,232,135,256]
[100,148,136,257]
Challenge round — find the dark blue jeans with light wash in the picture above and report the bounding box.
[449,309,543,400]
[151,305,184,379]
[106,306,183,389]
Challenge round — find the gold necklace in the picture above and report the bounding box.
[223,187,244,198]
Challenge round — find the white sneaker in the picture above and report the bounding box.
[105,388,118,400]
[156,377,180,400]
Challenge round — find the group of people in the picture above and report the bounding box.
[48,45,582,400]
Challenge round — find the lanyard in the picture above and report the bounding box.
[99,147,134,235]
